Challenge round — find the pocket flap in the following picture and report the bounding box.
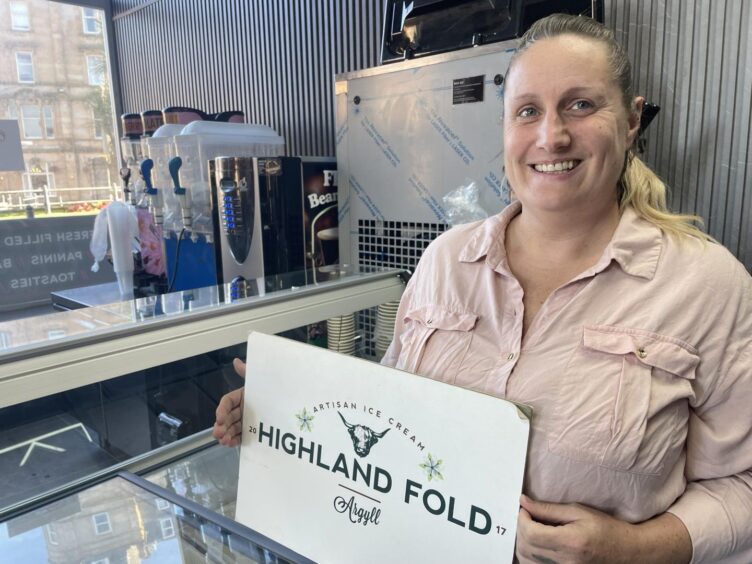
[405,305,478,332]
[583,325,699,379]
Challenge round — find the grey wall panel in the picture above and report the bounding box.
[607,0,752,269]
[113,0,750,269]
[113,0,383,157]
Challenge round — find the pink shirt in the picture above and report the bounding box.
[382,201,752,563]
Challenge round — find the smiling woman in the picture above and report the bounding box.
[213,12,752,564]
[377,13,752,564]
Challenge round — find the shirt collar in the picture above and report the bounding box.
[458,201,663,280]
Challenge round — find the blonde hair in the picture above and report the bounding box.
[508,14,712,242]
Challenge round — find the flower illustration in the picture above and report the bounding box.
[419,453,444,481]
[295,408,314,432]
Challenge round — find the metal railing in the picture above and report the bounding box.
[0,186,118,214]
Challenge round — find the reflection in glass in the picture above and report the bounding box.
[0,476,282,563]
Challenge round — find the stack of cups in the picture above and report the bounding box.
[374,301,399,359]
[327,313,357,355]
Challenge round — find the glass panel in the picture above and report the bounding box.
[0,475,292,563]
[10,2,30,30]
[15,52,34,83]
[0,0,119,288]
[42,105,54,138]
[0,341,244,511]
[81,7,100,34]
[86,55,105,86]
[20,104,41,138]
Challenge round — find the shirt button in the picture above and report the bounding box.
[507,352,515,360]
[637,347,647,359]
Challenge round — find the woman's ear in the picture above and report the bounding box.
[627,96,645,146]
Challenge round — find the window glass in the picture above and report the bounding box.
[43,105,54,137]
[21,104,42,138]
[81,6,100,34]
[160,517,176,539]
[92,512,112,535]
[86,54,105,85]
[15,52,34,82]
[10,1,30,30]
[1,1,119,315]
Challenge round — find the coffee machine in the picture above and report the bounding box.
[211,156,337,300]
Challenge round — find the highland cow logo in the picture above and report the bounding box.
[338,411,390,458]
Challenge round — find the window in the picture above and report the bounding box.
[155,498,170,511]
[47,329,66,339]
[92,512,112,535]
[43,106,54,138]
[0,332,11,350]
[15,52,34,83]
[10,2,30,30]
[45,524,59,545]
[86,55,104,86]
[91,559,110,564]
[93,111,103,139]
[81,7,101,34]
[21,105,42,139]
[160,517,175,539]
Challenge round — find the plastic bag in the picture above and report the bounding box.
[442,179,488,226]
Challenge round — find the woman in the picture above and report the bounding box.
[215,14,752,563]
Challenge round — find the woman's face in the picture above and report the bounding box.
[502,35,641,216]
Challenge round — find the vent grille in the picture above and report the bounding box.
[357,219,449,358]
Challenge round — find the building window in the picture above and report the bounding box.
[86,55,105,86]
[91,559,110,564]
[23,164,56,198]
[155,498,170,511]
[10,2,30,31]
[92,512,112,535]
[21,105,42,139]
[0,332,11,350]
[45,524,59,545]
[81,7,101,34]
[160,517,175,539]
[93,112,103,139]
[15,52,34,83]
[43,106,55,138]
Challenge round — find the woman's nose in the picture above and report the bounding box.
[536,112,571,152]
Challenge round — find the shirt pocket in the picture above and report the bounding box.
[547,325,698,475]
[394,305,478,385]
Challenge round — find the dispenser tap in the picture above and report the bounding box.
[140,158,163,227]
[168,156,193,234]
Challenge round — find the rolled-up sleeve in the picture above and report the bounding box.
[667,258,752,563]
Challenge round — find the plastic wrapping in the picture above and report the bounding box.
[442,179,489,226]
[89,201,139,295]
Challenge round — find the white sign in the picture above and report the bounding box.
[236,333,530,563]
[0,120,25,171]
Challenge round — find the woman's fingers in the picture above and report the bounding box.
[233,358,246,378]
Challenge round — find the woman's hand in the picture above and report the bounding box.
[212,358,246,447]
[515,495,692,564]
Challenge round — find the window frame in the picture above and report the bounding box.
[15,51,35,83]
[86,54,105,86]
[20,104,43,139]
[10,2,31,31]
[81,7,100,34]
[92,512,112,535]
[159,517,175,539]
[42,105,55,138]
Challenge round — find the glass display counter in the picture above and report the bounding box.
[0,471,312,563]
[0,268,406,527]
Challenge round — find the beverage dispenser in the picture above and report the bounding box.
[166,122,285,292]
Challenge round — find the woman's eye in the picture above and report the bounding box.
[571,100,593,111]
